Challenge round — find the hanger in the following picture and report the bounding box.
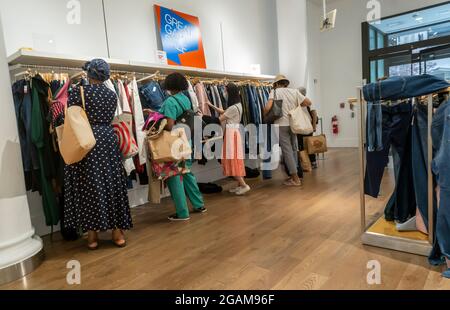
[137,71,160,83]
[14,69,31,82]
[70,70,85,81]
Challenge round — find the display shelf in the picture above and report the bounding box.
[8,49,275,81]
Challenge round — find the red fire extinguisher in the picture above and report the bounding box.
[332,116,339,135]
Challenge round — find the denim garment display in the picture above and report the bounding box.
[365,103,413,200]
[411,104,440,228]
[246,86,257,125]
[363,75,450,102]
[367,101,384,152]
[383,118,416,223]
[431,100,450,261]
[139,81,166,111]
[363,75,449,152]
[12,80,40,173]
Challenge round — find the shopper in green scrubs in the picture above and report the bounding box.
[159,73,206,221]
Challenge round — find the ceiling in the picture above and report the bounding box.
[371,3,450,34]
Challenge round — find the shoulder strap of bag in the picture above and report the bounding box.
[172,95,192,113]
[63,85,86,115]
[80,86,86,110]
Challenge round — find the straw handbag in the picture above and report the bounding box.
[56,86,96,165]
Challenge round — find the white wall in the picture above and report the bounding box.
[309,0,449,147]
[276,0,308,87]
[0,0,279,75]
[276,0,322,115]
[0,0,109,57]
[103,0,279,74]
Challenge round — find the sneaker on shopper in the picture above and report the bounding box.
[192,207,208,214]
[229,187,241,193]
[168,214,190,221]
[236,185,251,196]
[284,179,303,187]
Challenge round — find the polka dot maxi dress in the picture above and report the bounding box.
[64,84,133,232]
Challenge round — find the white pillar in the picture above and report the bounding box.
[0,15,43,286]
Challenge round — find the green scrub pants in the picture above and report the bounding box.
[166,160,204,218]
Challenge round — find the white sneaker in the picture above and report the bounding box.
[229,187,240,193]
[236,185,251,196]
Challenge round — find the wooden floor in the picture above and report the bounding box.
[2,148,449,290]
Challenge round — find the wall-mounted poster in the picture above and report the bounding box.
[154,5,207,69]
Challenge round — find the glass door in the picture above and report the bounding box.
[368,51,412,83]
[419,44,450,80]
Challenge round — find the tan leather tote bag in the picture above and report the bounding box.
[56,86,96,165]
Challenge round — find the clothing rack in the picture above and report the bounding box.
[8,49,275,83]
[357,86,434,256]
[10,63,273,88]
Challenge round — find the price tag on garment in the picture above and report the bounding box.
[24,85,28,94]
[153,86,157,92]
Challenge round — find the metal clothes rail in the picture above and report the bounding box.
[7,49,275,82]
[358,87,434,257]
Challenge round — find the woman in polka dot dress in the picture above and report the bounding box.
[64,59,133,250]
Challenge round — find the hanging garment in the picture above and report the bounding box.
[212,85,223,110]
[187,81,200,113]
[31,75,59,226]
[365,103,413,197]
[218,85,228,109]
[12,79,41,191]
[194,82,212,117]
[104,79,121,114]
[430,100,450,262]
[384,116,417,223]
[50,80,61,95]
[129,78,147,166]
[139,81,166,111]
[64,84,133,232]
[117,80,132,113]
[363,75,450,152]
[240,86,250,125]
[146,156,162,204]
[412,104,438,229]
[204,85,216,116]
[50,81,70,128]
[117,80,136,175]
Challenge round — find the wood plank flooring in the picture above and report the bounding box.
[1,148,449,290]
